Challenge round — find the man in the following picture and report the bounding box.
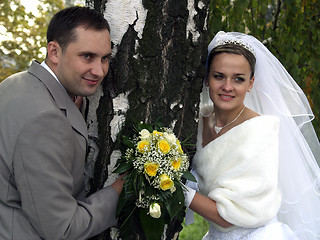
[0,6,124,239]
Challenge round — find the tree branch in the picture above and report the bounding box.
[272,0,282,31]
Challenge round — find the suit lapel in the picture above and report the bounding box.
[28,61,88,142]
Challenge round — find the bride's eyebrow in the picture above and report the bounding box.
[212,71,224,75]
[211,71,248,78]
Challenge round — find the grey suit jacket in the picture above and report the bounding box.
[0,61,119,240]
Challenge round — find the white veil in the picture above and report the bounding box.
[205,31,320,239]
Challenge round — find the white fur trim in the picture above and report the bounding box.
[193,115,281,231]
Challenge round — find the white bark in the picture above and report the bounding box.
[104,0,147,54]
[85,0,209,238]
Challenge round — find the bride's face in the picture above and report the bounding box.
[207,53,254,112]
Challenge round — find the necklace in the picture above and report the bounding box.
[214,106,246,134]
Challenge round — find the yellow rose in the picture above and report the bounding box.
[159,174,174,191]
[137,140,149,153]
[158,139,170,154]
[176,140,183,153]
[153,130,163,136]
[171,158,181,170]
[144,162,159,177]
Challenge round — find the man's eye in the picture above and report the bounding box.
[102,56,110,62]
[83,54,91,60]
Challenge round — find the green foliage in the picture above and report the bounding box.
[179,212,209,240]
[139,207,165,240]
[0,0,64,81]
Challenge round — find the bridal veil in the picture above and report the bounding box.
[204,31,320,239]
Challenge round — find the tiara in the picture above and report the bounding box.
[216,39,256,56]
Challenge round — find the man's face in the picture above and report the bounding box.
[55,26,111,98]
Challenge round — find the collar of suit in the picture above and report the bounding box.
[28,61,88,142]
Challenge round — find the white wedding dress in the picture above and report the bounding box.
[202,218,296,240]
[190,115,299,240]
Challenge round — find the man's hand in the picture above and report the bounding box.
[111,173,126,195]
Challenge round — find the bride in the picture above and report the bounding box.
[183,31,320,239]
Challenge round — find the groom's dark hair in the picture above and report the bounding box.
[47,6,110,52]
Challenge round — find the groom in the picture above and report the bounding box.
[0,6,124,239]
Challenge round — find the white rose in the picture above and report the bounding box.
[139,129,150,140]
[164,133,176,143]
[149,203,161,218]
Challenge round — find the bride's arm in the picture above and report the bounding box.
[189,192,232,228]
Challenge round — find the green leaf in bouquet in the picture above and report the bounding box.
[113,161,133,174]
[116,182,135,216]
[158,189,172,202]
[182,170,197,182]
[122,135,135,148]
[165,185,185,221]
[139,207,164,240]
[143,180,158,195]
[153,120,164,131]
[133,171,145,195]
[119,204,137,230]
[117,170,141,217]
[136,122,154,133]
[116,194,140,239]
[134,118,164,133]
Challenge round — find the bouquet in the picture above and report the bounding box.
[113,122,195,240]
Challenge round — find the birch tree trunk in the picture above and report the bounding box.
[84,0,209,239]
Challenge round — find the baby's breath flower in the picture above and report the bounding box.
[124,148,134,160]
[170,185,176,193]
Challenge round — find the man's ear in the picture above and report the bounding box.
[46,41,60,64]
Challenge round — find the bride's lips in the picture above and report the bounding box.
[219,94,234,101]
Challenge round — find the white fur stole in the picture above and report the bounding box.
[193,115,281,232]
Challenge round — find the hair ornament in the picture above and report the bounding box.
[215,39,256,56]
[208,31,256,58]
